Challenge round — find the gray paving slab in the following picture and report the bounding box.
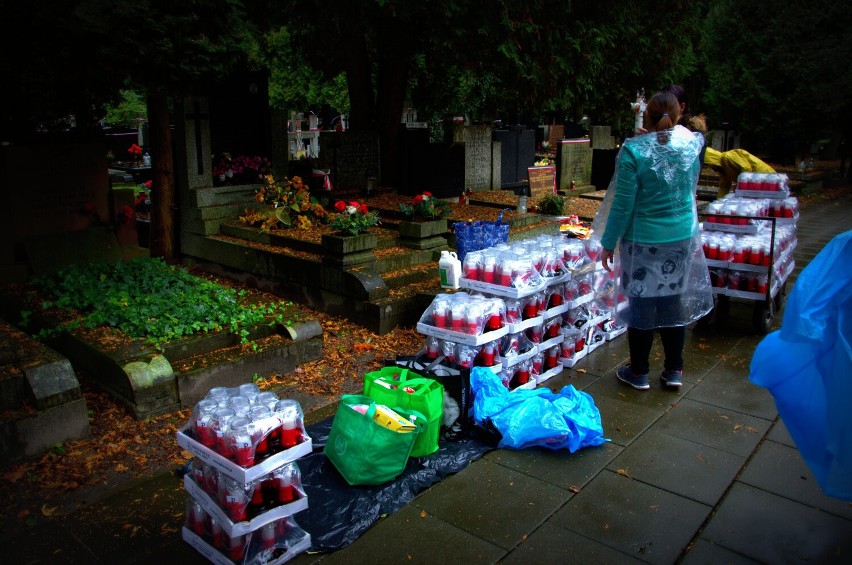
[315,504,507,564]
[584,367,685,410]
[411,458,572,550]
[738,439,852,520]
[550,470,712,564]
[699,482,852,564]
[499,521,644,564]
[680,538,761,564]
[685,363,778,420]
[653,398,771,458]
[605,430,747,506]
[569,337,629,376]
[485,441,623,490]
[539,367,601,392]
[766,417,796,447]
[591,393,667,447]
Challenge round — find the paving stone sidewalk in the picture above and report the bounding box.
[10,187,852,565]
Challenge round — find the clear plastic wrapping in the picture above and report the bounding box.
[590,126,713,329]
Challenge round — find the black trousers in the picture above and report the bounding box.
[627,325,685,375]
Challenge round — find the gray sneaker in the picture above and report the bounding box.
[660,370,683,389]
[617,366,650,391]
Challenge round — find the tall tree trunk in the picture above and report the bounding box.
[375,54,409,185]
[147,94,175,262]
[338,7,374,129]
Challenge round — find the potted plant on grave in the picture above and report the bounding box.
[241,174,328,232]
[399,191,451,221]
[127,143,144,166]
[328,200,380,236]
[213,153,273,185]
[398,191,451,240]
[537,194,566,217]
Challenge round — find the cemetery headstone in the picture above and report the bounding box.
[591,126,616,149]
[319,130,381,190]
[1,143,110,282]
[492,127,537,189]
[559,138,593,190]
[452,125,492,191]
[527,166,556,198]
[175,96,213,194]
[491,141,502,190]
[547,125,565,148]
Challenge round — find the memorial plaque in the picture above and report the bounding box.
[559,139,592,189]
[453,125,492,191]
[527,166,556,198]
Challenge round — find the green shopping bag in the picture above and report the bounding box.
[324,394,425,486]
[363,367,444,457]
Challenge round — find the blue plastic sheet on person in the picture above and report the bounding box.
[469,366,609,451]
[749,230,852,500]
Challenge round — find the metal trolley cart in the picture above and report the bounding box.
[701,214,796,334]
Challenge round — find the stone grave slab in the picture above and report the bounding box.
[453,125,493,191]
[559,138,593,190]
[319,130,381,190]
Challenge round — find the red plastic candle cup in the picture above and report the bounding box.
[561,342,575,358]
[547,323,561,338]
[579,281,592,295]
[426,338,440,359]
[529,328,542,343]
[757,275,768,294]
[732,245,744,263]
[210,519,224,549]
[190,501,206,535]
[481,344,495,366]
[276,471,295,504]
[466,305,483,335]
[233,433,254,467]
[458,348,475,368]
[750,245,762,265]
[576,336,586,351]
[280,421,301,450]
[482,264,495,283]
[229,534,245,561]
[550,293,563,307]
[515,369,530,385]
[225,485,248,522]
[761,247,771,266]
[544,353,558,369]
[532,357,543,374]
[537,295,547,314]
[261,522,277,550]
[523,302,537,319]
[450,304,465,330]
[433,312,447,328]
[487,313,502,331]
[500,265,513,286]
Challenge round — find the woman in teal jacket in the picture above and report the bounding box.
[593,91,713,391]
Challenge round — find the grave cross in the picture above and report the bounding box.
[186,100,209,175]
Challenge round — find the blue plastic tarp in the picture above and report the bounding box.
[750,230,852,500]
[469,366,609,451]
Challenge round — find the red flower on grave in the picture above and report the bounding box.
[413,195,423,204]
[334,200,347,212]
[128,143,143,156]
[349,201,360,208]
[423,192,432,198]
[359,204,369,214]
[143,180,152,189]
[119,204,134,224]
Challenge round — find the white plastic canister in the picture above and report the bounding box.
[438,250,462,289]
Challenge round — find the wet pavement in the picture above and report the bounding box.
[11,187,852,564]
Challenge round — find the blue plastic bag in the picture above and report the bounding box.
[453,209,510,262]
[750,230,852,500]
[469,367,609,451]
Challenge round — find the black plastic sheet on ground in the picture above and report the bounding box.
[298,417,495,552]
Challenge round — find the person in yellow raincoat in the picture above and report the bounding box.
[704,147,775,197]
